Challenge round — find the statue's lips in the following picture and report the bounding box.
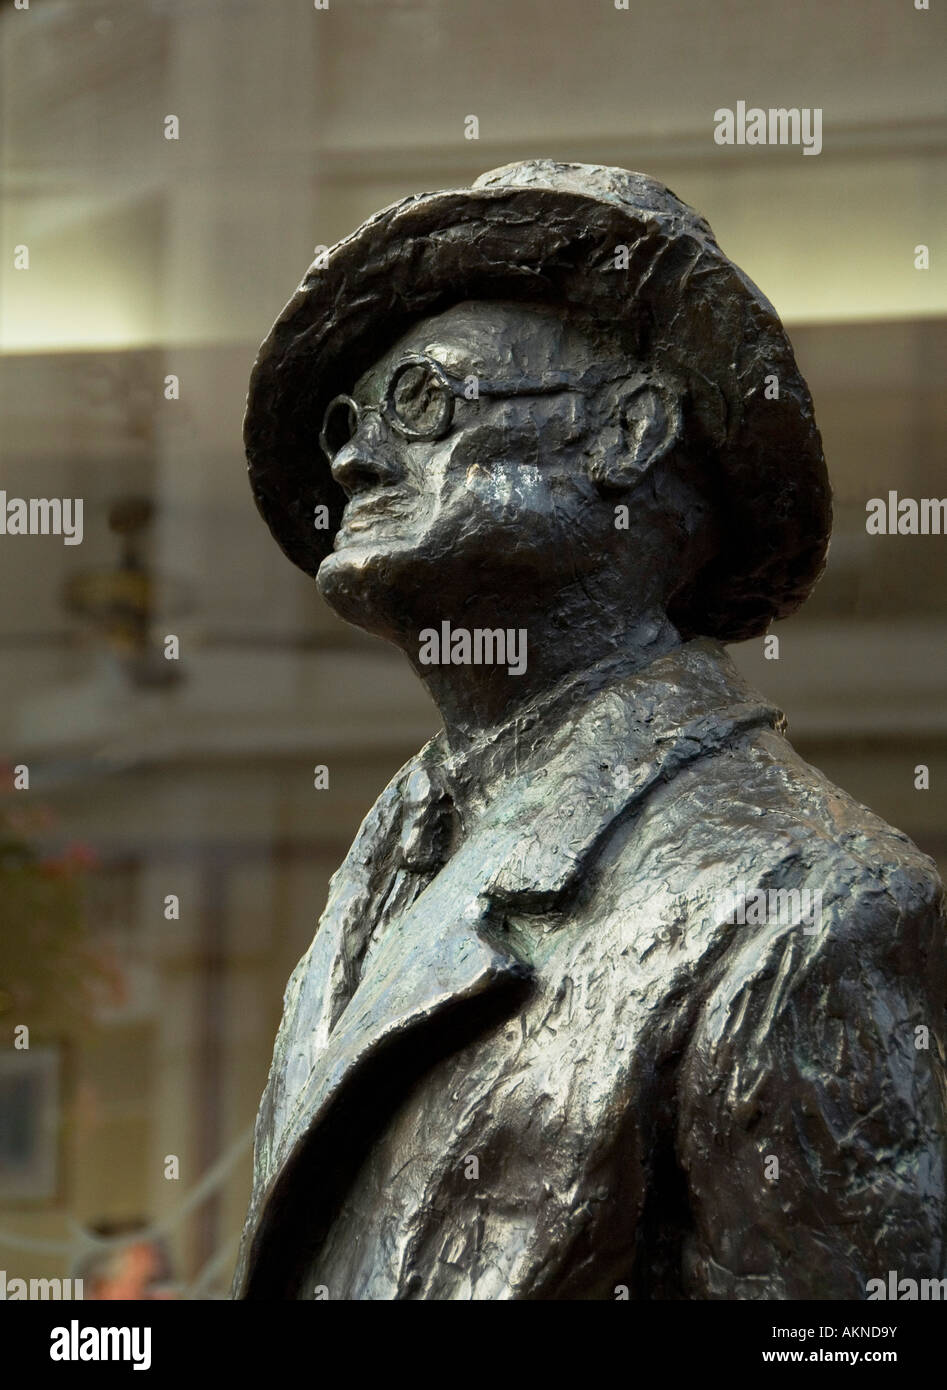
[333,495,410,546]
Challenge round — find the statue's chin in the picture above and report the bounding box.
[316,547,413,642]
[317,550,371,621]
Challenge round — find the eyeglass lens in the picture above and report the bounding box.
[320,396,360,460]
[320,358,454,460]
[388,360,452,436]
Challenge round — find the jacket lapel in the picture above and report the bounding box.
[271,835,531,1182]
[234,831,530,1296]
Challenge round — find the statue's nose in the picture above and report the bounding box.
[329,411,403,495]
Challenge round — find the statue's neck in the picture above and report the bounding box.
[409,604,682,759]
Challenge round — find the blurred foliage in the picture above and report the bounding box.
[0,795,119,1038]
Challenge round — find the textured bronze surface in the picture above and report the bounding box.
[234,162,946,1300]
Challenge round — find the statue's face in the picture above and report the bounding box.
[315,300,631,638]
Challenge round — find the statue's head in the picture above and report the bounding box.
[245,161,831,648]
[313,297,716,645]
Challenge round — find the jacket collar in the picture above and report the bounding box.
[478,637,783,908]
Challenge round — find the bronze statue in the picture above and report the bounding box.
[233,161,946,1299]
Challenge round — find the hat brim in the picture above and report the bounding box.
[245,183,830,643]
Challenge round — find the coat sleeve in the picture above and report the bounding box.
[677,855,947,1299]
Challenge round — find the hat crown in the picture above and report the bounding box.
[472,159,715,240]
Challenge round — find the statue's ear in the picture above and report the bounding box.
[588,378,683,492]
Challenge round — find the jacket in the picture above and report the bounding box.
[233,638,947,1299]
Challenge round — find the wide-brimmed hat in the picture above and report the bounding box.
[244,159,831,643]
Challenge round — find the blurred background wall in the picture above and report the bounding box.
[0,0,944,1296]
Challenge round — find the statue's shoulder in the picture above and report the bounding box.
[670,724,947,1157]
[611,712,944,955]
[747,723,944,927]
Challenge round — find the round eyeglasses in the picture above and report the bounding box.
[319,354,459,463]
[318,353,634,465]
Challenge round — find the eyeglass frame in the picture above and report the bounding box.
[318,351,634,463]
